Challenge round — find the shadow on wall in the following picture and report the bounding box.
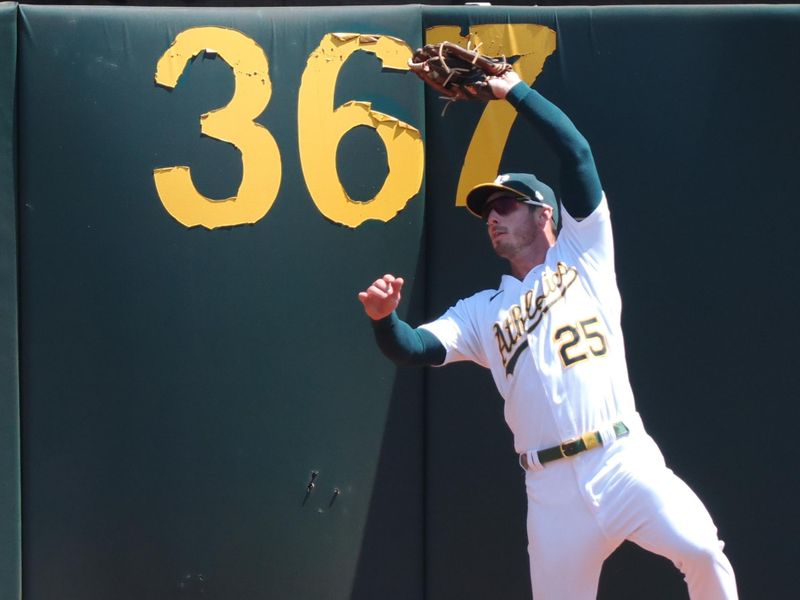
[349,367,425,600]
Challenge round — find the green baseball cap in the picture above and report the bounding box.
[466,173,559,226]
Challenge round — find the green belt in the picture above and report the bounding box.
[522,421,630,469]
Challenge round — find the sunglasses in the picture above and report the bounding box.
[481,195,550,221]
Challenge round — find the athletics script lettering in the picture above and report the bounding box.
[493,262,578,376]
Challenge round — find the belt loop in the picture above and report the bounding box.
[523,450,544,472]
[598,420,629,446]
[598,422,617,446]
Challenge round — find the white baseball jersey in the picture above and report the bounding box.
[420,195,638,453]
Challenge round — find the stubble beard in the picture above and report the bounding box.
[492,228,538,261]
[492,237,515,260]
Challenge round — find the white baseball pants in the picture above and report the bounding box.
[523,429,738,599]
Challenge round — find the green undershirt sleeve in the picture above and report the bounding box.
[370,312,446,367]
[506,83,602,219]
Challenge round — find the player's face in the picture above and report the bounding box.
[484,197,542,259]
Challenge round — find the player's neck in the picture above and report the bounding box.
[508,245,549,279]
[508,234,554,279]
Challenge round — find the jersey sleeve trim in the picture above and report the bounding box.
[561,192,609,231]
[419,290,495,368]
[556,192,616,277]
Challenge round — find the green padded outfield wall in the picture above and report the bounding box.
[1,4,20,600]
[18,5,425,600]
[420,6,800,600]
[10,4,800,600]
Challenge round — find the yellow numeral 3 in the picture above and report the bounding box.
[153,27,282,230]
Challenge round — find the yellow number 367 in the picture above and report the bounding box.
[153,25,555,230]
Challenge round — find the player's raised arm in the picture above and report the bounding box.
[358,275,445,367]
[489,71,602,219]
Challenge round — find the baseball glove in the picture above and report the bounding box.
[408,42,513,107]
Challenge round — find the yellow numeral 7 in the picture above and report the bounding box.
[425,24,557,207]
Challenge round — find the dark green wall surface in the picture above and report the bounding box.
[7,4,800,600]
[18,5,424,600]
[0,4,20,600]
[421,5,800,600]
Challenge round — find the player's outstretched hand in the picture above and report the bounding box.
[357,274,404,321]
[487,69,523,100]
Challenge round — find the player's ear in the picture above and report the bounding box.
[538,206,553,227]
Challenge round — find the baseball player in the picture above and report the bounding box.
[358,69,738,598]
